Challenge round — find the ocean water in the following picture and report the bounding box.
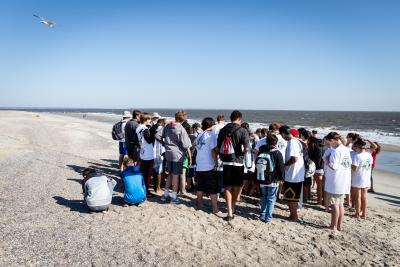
[5,108,399,174]
[13,108,399,144]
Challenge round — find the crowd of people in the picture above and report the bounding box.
[82,109,381,232]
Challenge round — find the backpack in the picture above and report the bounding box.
[219,126,241,162]
[255,149,276,182]
[298,139,315,177]
[112,121,124,141]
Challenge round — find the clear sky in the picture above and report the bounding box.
[1,0,399,111]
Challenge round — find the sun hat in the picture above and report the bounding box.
[122,111,132,119]
[152,112,161,119]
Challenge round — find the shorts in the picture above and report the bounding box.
[327,193,345,206]
[244,171,254,181]
[283,182,303,202]
[315,169,324,175]
[166,161,184,176]
[303,177,312,186]
[196,170,218,194]
[119,142,128,156]
[223,165,245,187]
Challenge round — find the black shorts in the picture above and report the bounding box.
[196,170,218,194]
[166,161,183,175]
[223,165,245,187]
[244,171,254,181]
[283,181,303,202]
[303,177,312,186]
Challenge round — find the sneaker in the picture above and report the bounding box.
[170,198,181,204]
[161,194,169,202]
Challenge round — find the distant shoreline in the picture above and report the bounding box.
[1,107,400,113]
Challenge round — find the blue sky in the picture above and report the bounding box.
[1,0,399,111]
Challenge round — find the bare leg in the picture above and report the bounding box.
[180,171,187,195]
[156,174,162,192]
[237,182,245,202]
[288,202,298,221]
[231,186,241,214]
[303,185,310,202]
[361,188,368,218]
[172,174,179,194]
[224,187,233,217]
[315,175,323,205]
[329,204,339,230]
[210,194,219,214]
[345,194,350,207]
[355,188,361,219]
[196,191,204,209]
[337,204,345,231]
[351,187,356,209]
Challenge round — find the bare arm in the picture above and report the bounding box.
[351,165,357,172]
[366,139,378,151]
[187,148,192,166]
[211,148,218,167]
[285,156,298,167]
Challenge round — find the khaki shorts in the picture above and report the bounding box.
[327,193,345,206]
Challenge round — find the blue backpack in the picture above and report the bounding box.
[122,166,146,205]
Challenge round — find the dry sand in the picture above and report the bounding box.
[0,111,399,266]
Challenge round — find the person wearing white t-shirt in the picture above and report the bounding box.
[213,115,225,136]
[325,132,352,231]
[351,139,373,219]
[279,126,305,222]
[195,117,219,214]
[136,113,155,197]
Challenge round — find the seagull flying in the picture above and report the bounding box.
[33,14,56,28]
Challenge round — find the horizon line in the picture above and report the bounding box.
[1,107,399,113]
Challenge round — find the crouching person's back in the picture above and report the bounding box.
[122,157,147,205]
[82,167,116,212]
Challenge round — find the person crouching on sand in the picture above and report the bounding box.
[121,157,147,206]
[351,139,373,219]
[324,132,352,231]
[82,167,117,213]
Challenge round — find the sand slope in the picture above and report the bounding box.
[0,111,399,266]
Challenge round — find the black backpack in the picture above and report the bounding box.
[112,121,124,141]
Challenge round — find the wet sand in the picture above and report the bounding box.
[0,111,399,266]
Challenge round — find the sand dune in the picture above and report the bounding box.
[0,111,399,266]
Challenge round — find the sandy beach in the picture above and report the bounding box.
[0,110,399,266]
